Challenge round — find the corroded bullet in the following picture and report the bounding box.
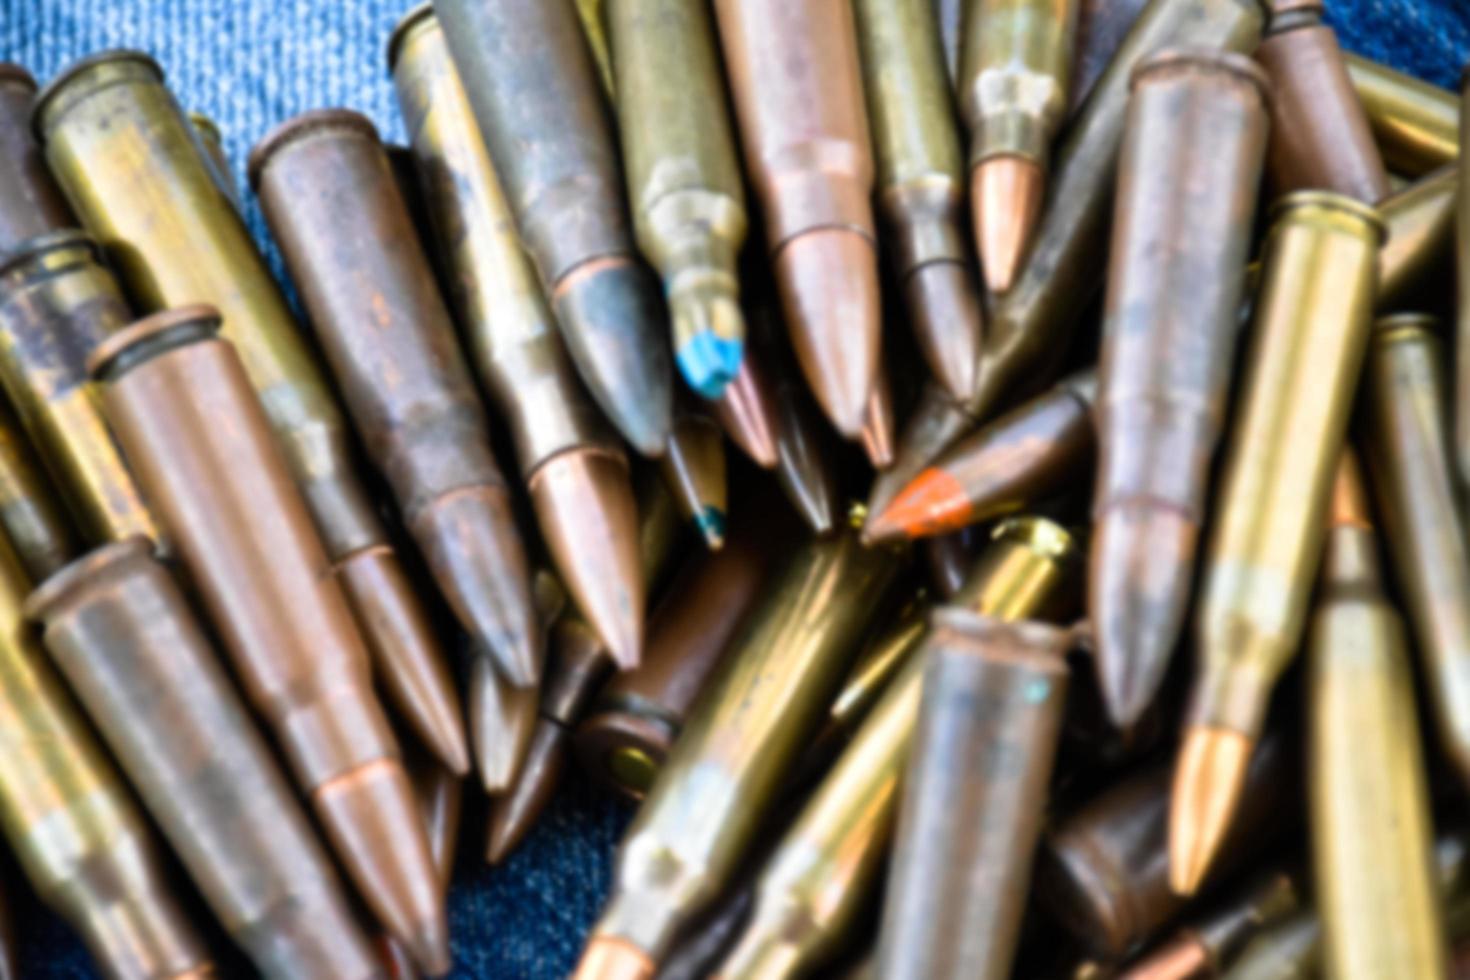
[1362,313,1470,787]
[1308,451,1445,980]
[250,107,528,732]
[713,0,882,439]
[660,396,728,551]
[1172,192,1382,897]
[854,0,984,401]
[32,50,452,778]
[1379,164,1455,312]
[973,0,1264,429]
[1254,0,1389,203]
[0,531,209,980]
[28,538,382,980]
[606,0,747,397]
[865,368,1096,544]
[717,517,1078,979]
[876,611,1072,980]
[187,111,238,209]
[0,400,79,583]
[0,64,73,247]
[959,0,1080,292]
[1037,733,1296,960]
[432,0,673,456]
[1091,49,1271,726]
[89,307,448,974]
[1071,0,1152,108]
[1346,53,1458,177]
[390,6,645,672]
[575,529,903,977]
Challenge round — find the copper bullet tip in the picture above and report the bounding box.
[485,721,567,865]
[713,364,780,469]
[574,937,657,980]
[1119,932,1210,980]
[864,467,972,544]
[973,155,1043,294]
[1168,726,1255,895]
[403,914,453,978]
[773,228,881,440]
[903,262,983,402]
[861,377,896,471]
[469,658,539,796]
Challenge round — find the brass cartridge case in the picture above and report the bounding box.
[1346,53,1458,177]
[0,399,79,582]
[0,64,74,247]
[186,112,238,210]
[1379,164,1455,312]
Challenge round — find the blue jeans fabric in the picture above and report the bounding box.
[1,0,1468,976]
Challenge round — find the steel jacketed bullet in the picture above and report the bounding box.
[390,6,645,672]
[89,307,449,975]
[1345,53,1459,178]
[960,0,1080,292]
[0,400,79,583]
[575,528,903,977]
[1091,49,1271,726]
[431,0,673,456]
[606,0,748,397]
[1173,191,1382,897]
[854,0,985,401]
[28,539,383,980]
[713,0,883,439]
[0,64,74,248]
[31,51,454,786]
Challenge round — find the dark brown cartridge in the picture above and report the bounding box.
[0,64,73,248]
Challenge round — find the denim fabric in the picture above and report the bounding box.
[1,0,1468,977]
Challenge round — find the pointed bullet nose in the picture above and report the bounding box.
[486,721,568,865]
[530,448,645,671]
[771,385,840,536]
[661,407,729,560]
[1169,726,1254,895]
[973,155,1043,294]
[864,382,978,520]
[861,369,896,470]
[552,258,674,457]
[469,657,539,796]
[713,360,780,469]
[866,467,973,544]
[574,937,657,980]
[773,228,881,440]
[904,261,984,403]
[404,914,452,978]
[671,284,746,399]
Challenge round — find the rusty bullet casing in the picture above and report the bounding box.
[853,0,985,401]
[577,530,903,974]
[1380,164,1455,313]
[31,51,451,770]
[0,231,160,551]
[1255,1,1389,203]
[876,610,1072,980]
[0,399,79,583]
[1091,49,1271,727]
[1307,452,1446,979]
[1176,192,1382,895]
[251,110,535,709]
[1345,53,1458,178]
[713,0,883,439]
[1070,0,1152,108]
[717,517,1079,979]
[660,397,728,551]
[1363,313,1470,787]
[431,0,673,457]
[187,112,239,210]
[89,308,449,974]
[27,538,383,980]
[0,532,209,980]
[0,64,74,248]
[390,7,645,672]
[606,0,748,399]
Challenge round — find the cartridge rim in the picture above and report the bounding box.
[0,63,36,90]
[246,107,380,190]
[25,535,155,623]
[1265,0,1324,31]
[31,49,165,143]
[993,517,1077,561]
[386,3,436,73]
[1371,311,1442,338]
[0,227,102,279]
[927,607,1075,666]
[87,304,222,382]
[1129,48,1273,106]
[1267,190,1386,244]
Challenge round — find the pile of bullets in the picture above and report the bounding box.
[0,0,1463,976]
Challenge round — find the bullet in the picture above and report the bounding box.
[32,51,453,778]
[0,531,209,980]
[876,610,1073,980]
[1307,451,1446,979]
[606,0,747,398]
[860,363,896,470]
[575,529,903,976]
[718,517,1079,979]
[432,0,673,456]
[250,108,532,721]
[853,0,984,401]
[865,368,1096,544]
[1070,0,1152,108]
[187,111,239,210]
[1346,53,1458,178]
[89,307,448,974]
[959,0,1080,292]
[711,357,780,470]
[470,655,537,802]
[660,396,728,551]
[1379,164,1455,312]
[1254,0,1389,203]
[974,0,1265,429]
[864,379,979,521]
[1172,191,1382,897]
[383,752,463,979]
[1091,49,1271,726]
[1037,733,1296,960]
[713,0,882,439]
[0,64,74,248]
[28,538,383,979]
[1362,313,1470,787]
[390,7,646,673]
[0,400,80,583]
